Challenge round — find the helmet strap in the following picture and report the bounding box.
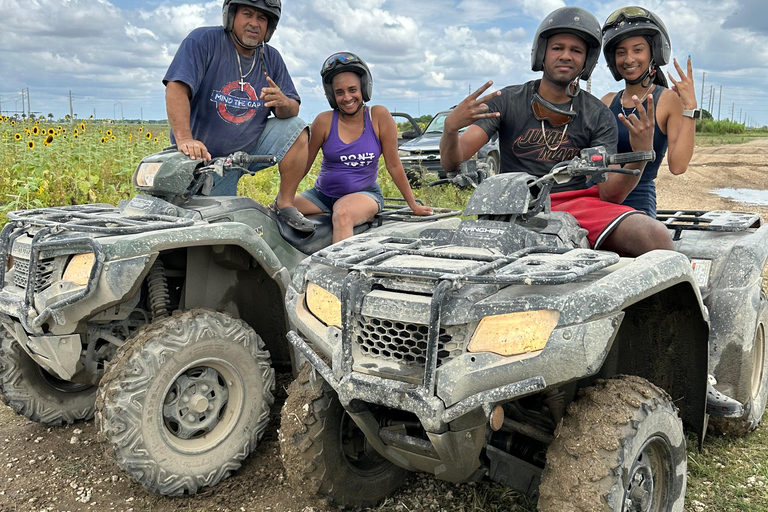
[626,60,655,87]
[338,101,365,117]
[565,78,581,99]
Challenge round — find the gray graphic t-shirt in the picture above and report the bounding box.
[475,80,617,193]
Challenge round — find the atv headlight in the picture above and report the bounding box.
[468,310,559,356]
[306,283,341,327]
[398,150,411,157]
[135,162,162,187]
[62,253,96,287]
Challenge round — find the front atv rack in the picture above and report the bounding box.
[309,237,618,395]
[658,209,762,240]
[0,205,195,332]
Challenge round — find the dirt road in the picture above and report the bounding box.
[1,138,767,512]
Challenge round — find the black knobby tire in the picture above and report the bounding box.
[710,291,768,436]
[0,328,96,425]
[95,309,275,496]
[279,364,408,508]
[538,375,687,512]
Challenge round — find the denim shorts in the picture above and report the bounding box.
[301,184,385,214]
[210,116,309,196]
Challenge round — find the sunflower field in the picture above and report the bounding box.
[0,116,169,224]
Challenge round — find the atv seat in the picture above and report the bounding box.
[274,212,374,254]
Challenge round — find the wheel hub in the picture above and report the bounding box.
[163,366,229,439]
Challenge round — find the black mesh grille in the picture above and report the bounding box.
[353,314,464,367]
[12,256,56,292]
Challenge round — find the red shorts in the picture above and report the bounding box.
[550,186,643,249]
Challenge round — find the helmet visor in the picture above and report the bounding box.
[604,6,650,28]
[322,52,362,72]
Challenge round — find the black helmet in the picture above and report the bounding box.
[531,7,602,81]
[602,6,671,82]
[320,52,373,110]
[222,0,281,43]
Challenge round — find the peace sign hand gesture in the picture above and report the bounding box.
[668,57,697,110]
[444,81,501,134]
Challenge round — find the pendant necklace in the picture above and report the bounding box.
[541,101,572,151]
[237,51,257,91]
[620,84,654,118]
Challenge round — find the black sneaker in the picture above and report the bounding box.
[706,382,744,417]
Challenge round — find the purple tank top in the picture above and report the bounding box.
[315,107,382,198]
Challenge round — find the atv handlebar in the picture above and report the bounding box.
[227,151,277,167]
[607,150,655,166]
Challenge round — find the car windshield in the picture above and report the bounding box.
[424,114,447,134]
[424,112,467,135]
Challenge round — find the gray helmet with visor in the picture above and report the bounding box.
[222,0,281,44]
[602,6,671,82]
[320,52,373,110]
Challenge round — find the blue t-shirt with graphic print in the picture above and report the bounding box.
[163,26,300,158]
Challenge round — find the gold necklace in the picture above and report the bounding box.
[620,84,654,118]
[541,120,569,151]
[237,51,257,92]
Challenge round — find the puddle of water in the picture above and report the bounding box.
[712,188,768,206]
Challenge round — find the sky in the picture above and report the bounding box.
[1,0,767,126]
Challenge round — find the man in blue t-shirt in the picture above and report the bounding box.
[164,0,314,232]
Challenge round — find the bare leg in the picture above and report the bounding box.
[276,128,309,210]
[599,214,675,256]
[332,194,379,243]
[293,194,324,215]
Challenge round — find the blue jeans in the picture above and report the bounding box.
[301,184,385,213]
[210,116,309,196]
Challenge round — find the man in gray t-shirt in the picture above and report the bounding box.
[440,7,674,256]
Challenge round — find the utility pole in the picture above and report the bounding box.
[708,86,714,113]
[731,102,734,121]
[717,85,722,121]
[26,88,30,115]
[69,91,74,121]
[700,71,705,105]
[20,89,25,117]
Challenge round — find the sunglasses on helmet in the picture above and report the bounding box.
[322,52,362,72]
[604,6,650,27]
[532,93,576,126]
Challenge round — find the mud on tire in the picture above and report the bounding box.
[279,364,408,508]
[95,309,275,496]
[538,375,687,512]
[710,291,768,436]
[0,328,96,425]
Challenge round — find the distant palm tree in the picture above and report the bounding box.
[48,113,54,122]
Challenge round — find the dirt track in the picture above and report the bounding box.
[0,138,767,512]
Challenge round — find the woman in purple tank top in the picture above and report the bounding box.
[294,52,432,242]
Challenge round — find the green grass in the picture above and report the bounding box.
[695,132,768,147]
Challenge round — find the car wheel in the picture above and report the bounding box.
[96,309,275,495]
[538,375,686,512]
[485,154,500,176]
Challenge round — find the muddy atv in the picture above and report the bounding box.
[279,147,768,510]
[0,148,460,496]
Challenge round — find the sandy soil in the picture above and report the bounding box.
[1,138,767,512]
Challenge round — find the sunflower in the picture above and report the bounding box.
[146,132,152,140]
[27,141,34,150]
[111,135,116,141]
[139,126,144,133]
[128,134,133,142]
[74,133,79,138]
[74,129,79,136]
[44,134,54,146]
[106,130,112,137]
[10,120,15,126]
[153,137,158,142]
[47,128,55,136]
[58,126,63,131]
[79,123,86,131]
[14,133,21,141]
[100,137,107,144]
[32,126,39,136]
